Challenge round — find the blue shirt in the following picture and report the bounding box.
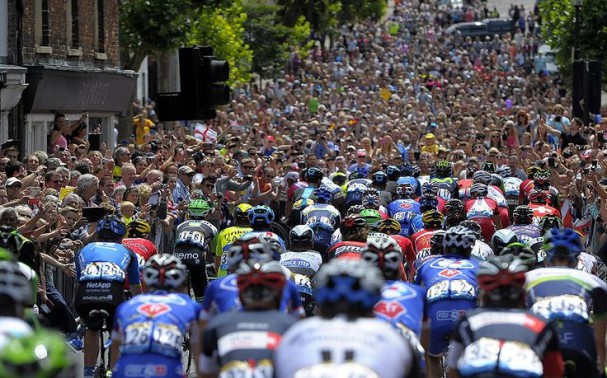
[76,242,140,285]
[375,280,426,337]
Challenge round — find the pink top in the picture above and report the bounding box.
[55,134,68,149]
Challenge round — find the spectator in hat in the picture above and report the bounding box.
[261,135,277,157]
[348,149,372,172]
[421,133,439,155]
[173,165,195,204]
[5,178,22,202]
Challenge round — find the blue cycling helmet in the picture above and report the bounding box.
[422,181,440,195]
[96,215,127,240]
[314,187,333,204]
[305,167,324,182]
[314,259,384,318]
[248,205,275,226]
[400,163,413,177]
[349,168,368,180]
[543,228,583,264]
[385,165,401,181]
[372,171,388,186]
[419,193,439,212]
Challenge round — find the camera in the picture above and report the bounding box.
[554,116,562,122]
[548,157,556,168]
[243,175,253,181]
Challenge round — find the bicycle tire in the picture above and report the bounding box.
[183,333,193,374]
[269,222,289,247]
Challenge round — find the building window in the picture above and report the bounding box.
[94,0,105,53]
[66,0,79,48]
[35,0,50,46]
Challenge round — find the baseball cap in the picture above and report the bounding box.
[357,149,367,157]
[425,133,436,139]
[178,166,195,175]
[266,136,275,142]
[5,178,22,187]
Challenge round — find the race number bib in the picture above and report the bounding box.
[427,279,476,302]
[151,323,183,357]
[295,363,379,378]
[81,262,125,281]
[458,338,542,378]
[176,230,206,248]
[220,359,274,378]
[531,295,589,323]
[124,321,152,352]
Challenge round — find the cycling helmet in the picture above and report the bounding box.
[459,220,483,241]
[491,229,518,253]
[314,259,384,317]
[0,227,22,256]
[396,184,415,199]
[480,161,495,173]
[305,167,324,183]
[434,160,452,177]
[472,170,492,185]
[0,329,75,378]
[466,163,478,178]
[538,214,563,232]
[422,182,440,195]
[498,242,538,270]
[444,199,465,217]
[340,214,368,233]
[95,215,127,240]
[409,164,421,178]
[248,205,275,226]
[258,235,286,256]
[227,236,275,270]
[385,165,401,181]
[476,255,527,306]
[284,171,300,183]
[188,199,212,218]
[419,194,439,212]
[289,225,315,249]
[314,187,333,204]
[362,192,381,209]
[495,165,512,178]
[430,230,446,255]
[234,203,253,223]
[360,209,382,229]
[349,168,368,180]
[142,254,187,290]
[372,171,389,186]
[421,210,444,229]
[346,204,366,216]
[0,261,32,305]
[399,163,413,177]
[443,225,477,256]
[293,273,315,316]
[126,220,151,238]
[543,228,583,265]
[526,165,541,178]
[377,218,402,235]
[528,189,548,204]
[513,205,533,225]
[490,174,503,188]
[533,170,551,187]
[470,183,489,197]
[331,172,347,186]
[361,235,403,274]
[236,260,286,307]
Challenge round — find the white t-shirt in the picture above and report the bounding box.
[275,316,413,378]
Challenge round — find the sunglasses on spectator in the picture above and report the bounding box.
[204,184,214,188]
[242,165,255,169]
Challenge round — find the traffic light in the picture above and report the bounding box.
[157,46,230,121]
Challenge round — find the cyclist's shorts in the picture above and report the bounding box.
[559,321,598,377]
[173,244,205,266]
[74,280,125,331]
[427,299,476,356]
[112,354,184,378]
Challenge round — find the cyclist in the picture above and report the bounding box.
[387,184,421,237]
[244,205,287,248]
[214,203,253,277]
[292,273,316,317]
[525,228,607,378]
[200,260,297,377]
[371,170,393,207]
[302,187,341,254]
[507,204,542,244]
[411,209,445,260]
[280,225,323,278]
[465,182,501,241]
[447,255,564,378]
[410,192,440,235]
[344,169,372,208]
[528,189,561,225]
[360,208,383,231]
[362,189,389,219]
[430,160,458,200]
[362,235,425,338]
[74,215,141,378]
[472,170,510,227]
[111,254,200,378]
[385,164,402,195]
[275,259,418,378]
[444,198,466,229]
[532,169,560,207]
[175,199,218,303]
[497,242,538,270]
[499,166,523,211]
[520,165,541,204]
[460,219,494,261]
[326,214,369,261]
[491,228,519,254]
[122,220,157,292]
[414,225,479,377]
[377,218,416,278]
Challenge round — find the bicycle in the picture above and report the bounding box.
[88,309,112,378]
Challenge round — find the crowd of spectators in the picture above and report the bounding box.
[0,0,605,339]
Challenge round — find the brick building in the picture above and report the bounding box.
[1,0,136,154]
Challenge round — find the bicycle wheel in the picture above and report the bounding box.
[183,333,193,374]
[269,222,289,247]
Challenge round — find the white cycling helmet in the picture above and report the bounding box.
[142,254,187,290]
[0,261,32,305]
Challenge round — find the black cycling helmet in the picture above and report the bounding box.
[305,167,324,183]
[372,171,389,186]
[459,219,483,241]
[480,161,495,173]
[512,205,533,225]
[477,255,528,307]
[538,215,563,233]
[430,230,446,255]
[444,199,465,218]
[385,165,401,181]
[96,215,127,241]
[346,205,366,216]
[498,242,538,270]
[399,163,413,177]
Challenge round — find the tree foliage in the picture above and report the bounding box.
[119,0,193,71]
[539,0,607,80]
[242,0,313,77]
[187,1,254,85]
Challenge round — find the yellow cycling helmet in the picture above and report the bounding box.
[234,204,253,222]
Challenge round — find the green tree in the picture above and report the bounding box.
[338,0,387,24]
[119,0,193,71]
[242,0,313,77]
[187,1,254,84]
[539,0,607,81]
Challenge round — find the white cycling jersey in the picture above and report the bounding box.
[280,251,323,277]
[471,240,494,261]
[275,316,413,378]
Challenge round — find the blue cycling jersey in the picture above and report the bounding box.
[396,176,422,197]
[200,274,303,321]
[113,291,201,360]
[76,242,140,285]
[414,255,479,302]
[388,199,421,236]
[374,280,426,338]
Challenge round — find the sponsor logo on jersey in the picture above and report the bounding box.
[436,309,465,321]
[438,269,461,278]
[86,282,112,289]
[382,282,418,300]
[429,259,475,269]
[399,202,413,210]
[374,300,407,319]
[217,331,282,355]
[282,259,312,268]
[137,303,171,318]
[124,364,167,376]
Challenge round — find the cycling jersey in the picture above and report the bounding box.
[507,224,542,244]
[457,179,473,200]
[525,267,607,374]
[374,280,426,338]
[176,220,218,250]
[576,252,599,275]
[415,255,479,355]
[387,199,420,237]
[200,310,297,377]
[529,203,561,225]
[76,242,140,285]
[199,274,304,321]
[112,291,201,377]
[411,228,440,260]
[465,197,499,241]
[275,317,414,378]
[447,308,562,378]
[326,241,366,261]
[242,231,286,252]
[280,251,322,278]
[431,177,458,200]
[122,238,157,268]
[503,177,522,207]
[390,235,416,271]
[302,203,341,230]
[214,225,253,278]
[471,240,494,261]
